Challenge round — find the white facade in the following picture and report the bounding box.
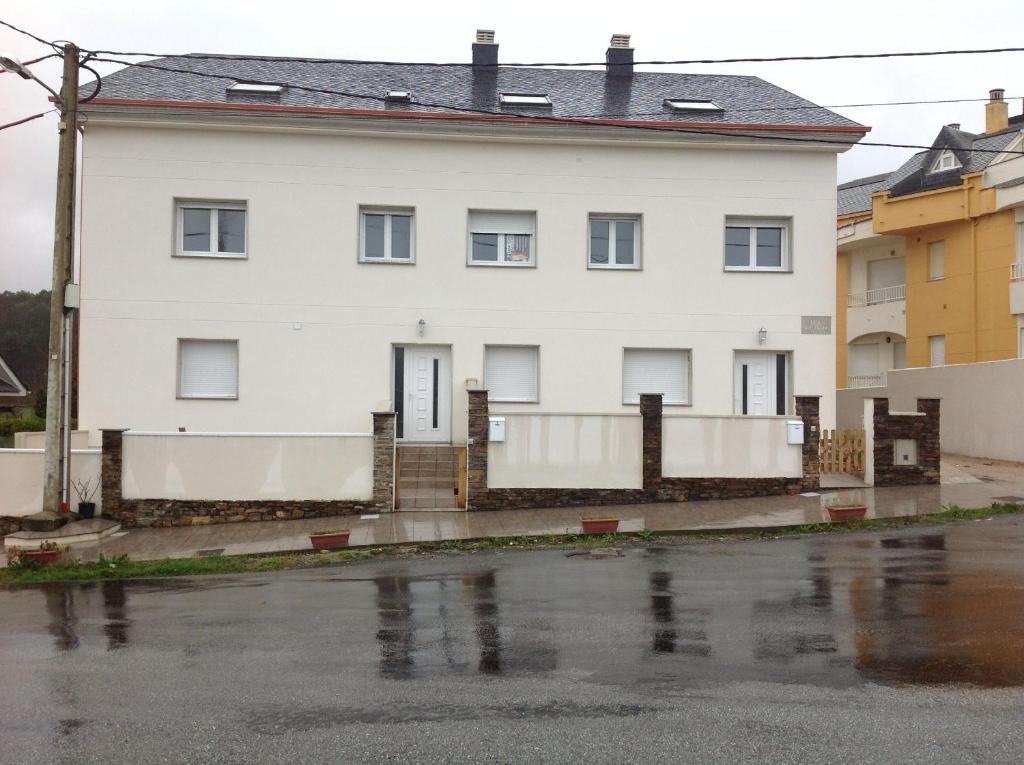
[78,115,842,445]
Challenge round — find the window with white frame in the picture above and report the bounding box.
[178,339,238,399]
[929,335,946,367]
[468,211,536,266]
[928,241,945,280]
[360,208,414,262]
[484,345,539,402]
[724,218,790,271]
[589,216,640,269]
[176,201,247,258]
[623,348,691,405]
[929,150,960,174]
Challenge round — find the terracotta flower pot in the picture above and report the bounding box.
[827,505,868,523]
[310,531,351,550]
[24,549,62,566]
[581,518,620,534]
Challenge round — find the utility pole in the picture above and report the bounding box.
[41,43,79,517]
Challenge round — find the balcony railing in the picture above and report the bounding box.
[847,284,906,308]
[1011,262,1024,282]
[847,373,886,389]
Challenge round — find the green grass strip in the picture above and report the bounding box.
[2,501,1020,585]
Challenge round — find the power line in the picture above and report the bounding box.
[0,18,58,50]
[83,45,1024,69]
[0,109,55,131]
[87,57,1024,156]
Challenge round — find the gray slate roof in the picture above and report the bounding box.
[837,124,1023,214]
[837,173,890,216]
[85,55,864,129]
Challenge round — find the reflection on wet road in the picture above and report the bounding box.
[3,518,1024,762]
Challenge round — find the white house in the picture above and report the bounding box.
[76,32,864,454]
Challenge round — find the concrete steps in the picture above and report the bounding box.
[398,445,462,510]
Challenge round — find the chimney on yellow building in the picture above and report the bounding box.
[986,88,1009,133]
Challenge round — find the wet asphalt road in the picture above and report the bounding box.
[3,518,1024,764]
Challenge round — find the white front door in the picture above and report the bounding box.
[396,345,452,442]
[734,351,789,415]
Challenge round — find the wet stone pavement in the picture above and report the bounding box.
[3,517,1024,763]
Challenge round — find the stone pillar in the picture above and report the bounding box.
[372,411,397,512]
[916,398,941,483]
[466,389,490,509]
[100,429,127,521]
[871,397,941,486]
[794,396,821,491]
[639,394,663,492]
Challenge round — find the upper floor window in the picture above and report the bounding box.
[589,216,640,269]
[929,150,961,174]
[360,208,414,263]
[178,339,238,399]
[724,218,790,272]
[468,211,536,267]
[176,201,246,258]
[928,241,945,280]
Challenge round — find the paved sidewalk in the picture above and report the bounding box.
[44,469,1024,564]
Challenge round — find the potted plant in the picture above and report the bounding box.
[72,477,98,519]
[309,529,351,550]
[6,541,67,567]
[581,517,620,534]
[826,503,868,522]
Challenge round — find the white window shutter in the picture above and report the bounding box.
[484,346,539,402]
[623,349,689,404]
[180,340,238,398]
[468,211,536,235]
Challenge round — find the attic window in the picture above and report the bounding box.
[227,82,284,95]
[664,99,723,113]
[929,150,961,173]
[499,93,552,107]
[385,90,412,103]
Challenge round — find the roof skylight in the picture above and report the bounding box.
[385,90,412,103]
[227,82,284,95]
[499,93,552,107]
[664,99,723,113]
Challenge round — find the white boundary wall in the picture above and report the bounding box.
[0,449,102,517]
[487,414,643,489]
[662,415,802,478]
[122,432,373,501]
[837,358,1024,462]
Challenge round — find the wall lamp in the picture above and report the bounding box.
[758,327,768,345]
[417,318,426,337]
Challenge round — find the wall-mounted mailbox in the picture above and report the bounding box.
[786,420,805,445]
[894,438,918,466]
[488,416,506,442]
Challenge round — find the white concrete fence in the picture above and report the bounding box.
[487,412,801,489]
[0,448,103,517]
[662,415,802,478]
[487,414,643,489]
[837,358,1024,462]
[121,432,375,501]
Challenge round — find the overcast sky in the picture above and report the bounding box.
[2,0,1023,292]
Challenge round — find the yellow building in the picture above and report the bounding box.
[836,90,1024,389]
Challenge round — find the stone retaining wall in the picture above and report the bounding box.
[466,390,821,511]
[100,412,396,528]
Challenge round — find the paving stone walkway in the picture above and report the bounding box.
[28,462,1021,565]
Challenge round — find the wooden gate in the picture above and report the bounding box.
[819,429,866,475]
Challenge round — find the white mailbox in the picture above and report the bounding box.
[786,420,805,445]
[488,416,506,442]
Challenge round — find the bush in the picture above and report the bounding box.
[0,415,46,439]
